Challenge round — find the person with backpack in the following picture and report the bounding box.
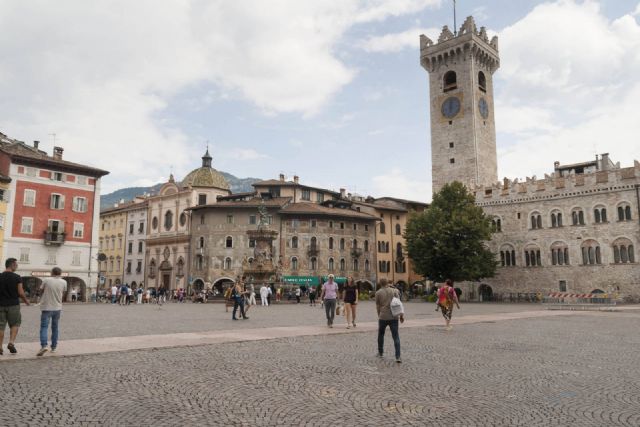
[437,279,460,330]
[119,284,128,305]
[375,278,404,363]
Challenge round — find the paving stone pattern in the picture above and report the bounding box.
[1,311,640,426]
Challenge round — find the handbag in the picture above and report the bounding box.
[390,296,404,318]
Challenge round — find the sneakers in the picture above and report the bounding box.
[346,325,351,329]
[7,343,17,354]
[396,358,402,364]
[377,353,383,358]
[352,322,356,328]
[37,347,48,357]
[50,347,57,353]
[243,317,249,320]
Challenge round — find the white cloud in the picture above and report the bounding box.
[359,27,439,52]
[372,168,430,202]
[0,0,441,192]
[225,148,269,161]
[494,0,640,180]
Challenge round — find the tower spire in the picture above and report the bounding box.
[202,143,212,168]
[453,0,457,36]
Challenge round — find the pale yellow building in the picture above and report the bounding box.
[99,204,128,289]
[0,174,12,262]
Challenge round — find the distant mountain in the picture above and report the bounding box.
[100,172,261,210]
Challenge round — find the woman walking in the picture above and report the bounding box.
[224,285,234,313]
[343,277,358,329]
[437,279,460,330]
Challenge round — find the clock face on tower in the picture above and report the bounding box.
[441,96,461,118]
[478,97,489,119]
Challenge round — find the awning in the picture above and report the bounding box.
[281,276,321,285]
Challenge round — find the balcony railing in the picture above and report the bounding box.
[351,248,363,258]
[44,231,65,246]
[307,247,320,257]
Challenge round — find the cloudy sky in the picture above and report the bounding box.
[1,0,639,201]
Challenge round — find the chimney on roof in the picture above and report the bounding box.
[279,173,285,182]
[33,140,40,149]
[340,188,346,198]
[293,175,299,184]
[53,146,63,160]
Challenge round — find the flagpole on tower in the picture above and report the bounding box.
[453,0,457,36]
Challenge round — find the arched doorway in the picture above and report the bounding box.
[64,277,87,302]
[21,277,42,303]
[356,280,373,292]
[478,284,493,302]
[212,277,235,297]
[159,260,173,290]
[193,279,205,292]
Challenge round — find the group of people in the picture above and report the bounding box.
[0,258,66,356]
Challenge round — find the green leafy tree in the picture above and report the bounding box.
[405,181,497,282]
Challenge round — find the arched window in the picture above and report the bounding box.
[339,258,346,271]
[179,212,187,227]
[396,243,403,257]
[385,242,390,253]
[617,203,632,221]
[364,240,369,252]
[492,218,502,232]
[530,213,542,229]
[291,236,298,249]
[499,244,516,267]
[581,240,602,265]
[152,216,158,230]
[310,236,317,250]
[594,206,607,224]
[224,257,232,270]
[198,237,204,249]
[195,255,203,270]
[328,258,334,271]
[572,209,585,226]
[550,242,570,266]
[613,238,635,264]
[177,258,184,276]
[395,224,401,235]
[550,210,563,228]
[352,239,358,249]
[329,237,334,250]
[365,259,370,271]
[443,71,457,92]
[225,236,233,248]
[340,238,345,250]
[310,257,318,271]
[379,222,386,234]
[478,71,487,92]
[291,257,298,270]
[164,210,173,230]
[353,258,359,271]
[149,259,156,278]
[524,245,541,267]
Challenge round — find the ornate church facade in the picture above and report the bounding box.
[421,17,640,300]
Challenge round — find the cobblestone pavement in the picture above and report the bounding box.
[1,309,640,426]
[13,301,544,342]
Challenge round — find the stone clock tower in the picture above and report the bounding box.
[420,16,500,194]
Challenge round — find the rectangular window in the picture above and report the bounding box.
[450,158,455,164]
[138,242,143,253]
[0,189,6,202]
[353,223,357,231]
[26,167,37,177]
[50,194,65,209]
[249,239,256,248]
[21,217,33,234]
[138,222,144,233]
[340,222,345,229]
[46,250,57,265]
[129,223,134,234]
[77,176,88,185]
[72,251,81,266]
[364,224,369,231]
[136,261,142,273]
[316,193,324,203]
[23,189,36,207]
[0,213,4,229]
[301,189,311,201]
[269,187,281,197]
[72,197,88,213]
[198,194,207,205]
[291,219,299,228]
[559,280,567,292]
[311,219,317,228]
[126,261,132,274]
[267,215,273,225]
[226,215,234,224]
[249,215,257,225]
[73,222,84,238]
[449,142,454,148]
[52,172,63,181]
[128,242,133,254]
[20,248,30,263]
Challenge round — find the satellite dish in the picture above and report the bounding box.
[97,253,107,262]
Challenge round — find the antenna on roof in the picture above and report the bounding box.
[453,0,458,36]
[49,133,57,146]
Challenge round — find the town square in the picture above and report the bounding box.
[1,0,640,425]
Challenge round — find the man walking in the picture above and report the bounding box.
[111,284,118,304]
[232,282,249,320]
[260,284,269,306]
[37,267,66,356]
[375,278,404,363]
[136,287,143,304]
[320,274,338,328]
[0,258,30,355]
[119,283,128,305]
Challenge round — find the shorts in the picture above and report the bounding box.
[0,305,22,328]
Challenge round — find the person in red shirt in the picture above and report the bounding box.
[437,279,460,330]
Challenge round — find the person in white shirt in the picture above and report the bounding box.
[37,267,67,356]
[111,285,118,304]
[259,284,269,306]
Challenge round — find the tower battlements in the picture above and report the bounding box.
[476,158,640,206]
[420,16,499,74]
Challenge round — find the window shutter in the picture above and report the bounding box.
[60,195,65,209]
[50,195,55,209]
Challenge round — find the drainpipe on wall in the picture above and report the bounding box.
[635,184,640,227]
